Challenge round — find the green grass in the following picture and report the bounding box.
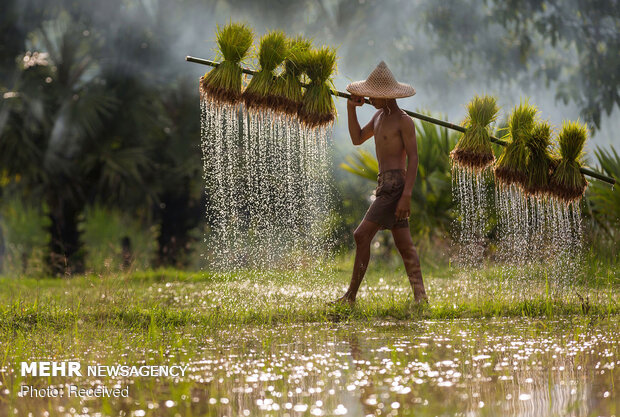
[1,257,617,416]
[1,258,617,333]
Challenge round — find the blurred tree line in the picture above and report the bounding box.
[1,0,204,274]
[1,0,618,275]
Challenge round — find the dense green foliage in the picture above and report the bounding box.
[419,0,620,130]
[0,0,203,274]
[588,146,620,237]
[0,0,618,275]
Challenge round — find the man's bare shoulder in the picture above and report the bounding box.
[398,111,415,131]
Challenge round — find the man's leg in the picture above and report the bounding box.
[391,227,428,303]
[337,219,381,304]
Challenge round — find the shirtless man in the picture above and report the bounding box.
[336,61,428,305]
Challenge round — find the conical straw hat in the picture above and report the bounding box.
[346,61,415,99]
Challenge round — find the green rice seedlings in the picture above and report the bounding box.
[549,120,588,202]
[272,36,312,115]
[242,30,288,111]
[450,95,499,171]
[298,46,338,128]
[200,22,253,104]
[494,101,538,188]
[523,121,555,196]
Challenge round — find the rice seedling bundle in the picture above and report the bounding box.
[242,30,288,111]
[298,46,338,128]
[494,101,538,188]
[272,36,312,115]
[549,120,588,202]
[523,121,555,196]
[200,22,253,104]
[450,95,499,171]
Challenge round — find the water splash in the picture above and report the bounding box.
[494,184,533,265]
[494,184,584,289]
[451,165,492,267]
[200,98,334,271]
[451,164,585,290]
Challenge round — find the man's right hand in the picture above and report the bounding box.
[348,94,365,107]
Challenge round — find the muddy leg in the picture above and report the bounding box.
[336,219,381,304]
[391,227,428,303]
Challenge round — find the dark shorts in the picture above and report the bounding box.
[363,169,409,230]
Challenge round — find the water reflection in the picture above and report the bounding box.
[4,317,617,416]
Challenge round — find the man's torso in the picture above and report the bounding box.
[372,109,407,173]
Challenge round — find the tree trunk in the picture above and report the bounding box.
[47,193,85,276]
[0,224,5,274]
[155,180,202,268]
[121,236,133,270]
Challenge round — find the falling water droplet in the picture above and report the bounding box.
[200,98,335,274]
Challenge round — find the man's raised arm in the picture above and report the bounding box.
[347,94,375,145]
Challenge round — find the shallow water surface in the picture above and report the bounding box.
[198,318,617,417]
[5,316,618,416]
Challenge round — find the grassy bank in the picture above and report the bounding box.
[1,258,618,334]
[1,258,618,416]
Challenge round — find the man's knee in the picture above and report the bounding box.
[395,241,419,261]
[353,228,372,246]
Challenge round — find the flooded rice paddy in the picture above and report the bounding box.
[0,266,617,416]
[2,317,618,416]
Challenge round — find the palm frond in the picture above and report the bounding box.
[340,149,378,181]
[588,145,620,232]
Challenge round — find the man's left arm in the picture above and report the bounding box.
[395,116,418,221]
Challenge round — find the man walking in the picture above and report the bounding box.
[336,61,428,305]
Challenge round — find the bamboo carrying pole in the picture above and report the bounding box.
[186,55,615,186]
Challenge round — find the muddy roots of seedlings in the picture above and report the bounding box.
[549,121,589,203]
[298,47,337,129]
[450,148,495,170]
[450,95,499,171]
[494,101,538,188]
[550,163,588,202]
[242,30,288,112]
[201,23,253,105]
[200,70,243,105]
[272,72,303,115]
[524,121,555,196]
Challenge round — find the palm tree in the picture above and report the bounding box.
[151,77,204,268]
[0,14,156,275]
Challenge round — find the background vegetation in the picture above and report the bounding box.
[1,0,619,277]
